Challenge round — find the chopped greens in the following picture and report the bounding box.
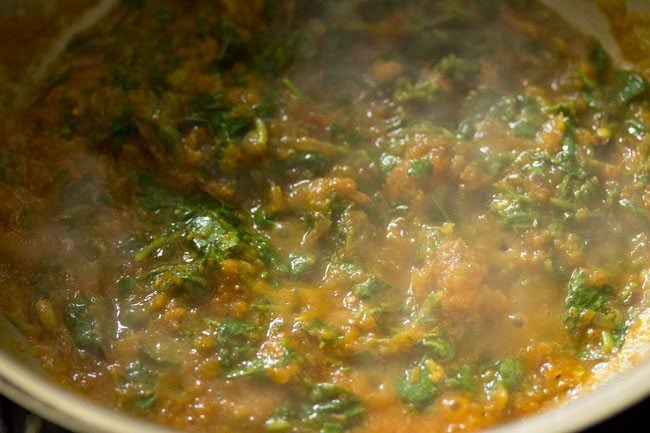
[281,152,329,177]
[394,79,440,102]
[565,269,614,332]
[289,252,317,277]
[564,269,626,359]
[445,364,475,392]
[420,337,455,362]
[436,54,478,89]
[397,358,439,410]
[490,186,541,229]
[379,153,402,174]
[615,71,648,104]
[120,361,157,412]
[492,93,542,138]
[0,1,646,432]
[489,126,607,229]
[495,357,524,391]
[264,383,363,432]
[63,297,104,353]
[352,276,389,299]
[186,92,255,141]
[619,198,648,221]
[408,159,433,181]
[119,178,265,302]
[589,40,610,82]
[211,319,261,371]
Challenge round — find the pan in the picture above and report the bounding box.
[0,1,648,432]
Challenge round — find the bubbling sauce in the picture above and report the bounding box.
[0,1,648,432]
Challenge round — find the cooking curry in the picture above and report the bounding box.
[0,1,648,432]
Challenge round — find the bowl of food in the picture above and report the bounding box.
[0,1,648,432]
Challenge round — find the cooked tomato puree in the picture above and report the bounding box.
[0,1,648,432]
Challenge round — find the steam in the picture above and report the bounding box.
[0,0,118,113]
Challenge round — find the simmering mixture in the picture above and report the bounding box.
[0,1,648,432]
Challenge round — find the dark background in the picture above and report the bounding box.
[583,397,649,433]
[1,395,647,433]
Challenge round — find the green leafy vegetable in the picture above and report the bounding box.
[511,118,540,138]
[565,269,613,331]
[421,337,455,361]
[282,77,306,99]
[556,127,585,177]
[408,159,433,181]
[139,343,182,368]
[301,319,340,345]
[395,79,440,102]
[121,361,157,412]
[492,93,542,138]
[490,187,541,229]
[436,54,478,89]
[122,178,260,302]
[305,384,364,432]
[247,117,269,147]
[133,209,241,297]
[225,358,267,379]
[186,214,241,262]
[186,92,255,141]
[490,126,602,230]
[456,117,477,140]
[116,276,136,299]
[281,152,329,177]
[353,276,389,299]
[625,119,646,138]
[445,364,475,392]
[329,124,366,147]
[253,208,274,228]
[397,358,438,409]
[564,268,627,359]
[616,71,647,104]
[211,319,260,371]
[589,40,610,82]
[227,342,303,380]
[63,297,104,353]
[619,199,648,221]
[543,101,577,118]
[264,383,363,432]
[134,175,183,212]
[495,357,524,391]
[289,252,317,277]
[379,153,401,174]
